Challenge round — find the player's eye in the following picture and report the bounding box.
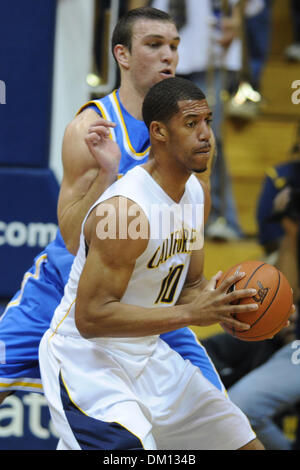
[147,42,160,48]
[186,121,196,128]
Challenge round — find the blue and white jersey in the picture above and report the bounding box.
[25,90,151,289]
[78,89,150,177]
[46,89,150,286]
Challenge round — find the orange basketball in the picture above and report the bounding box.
[216,260,293,341]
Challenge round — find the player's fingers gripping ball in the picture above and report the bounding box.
[216,260,294,341]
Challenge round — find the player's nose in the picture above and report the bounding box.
[160,45,174,63]
[198,122,211,141]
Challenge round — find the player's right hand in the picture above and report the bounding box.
[85,119,121,174]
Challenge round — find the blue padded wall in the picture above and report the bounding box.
[0,168,59,296]
[0,0,59,297]
[0,1,56,167]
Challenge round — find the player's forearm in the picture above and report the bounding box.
[75,300,193,339]
[59,168,118,254]
[75,267,259,339]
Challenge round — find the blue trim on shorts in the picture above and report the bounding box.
[161,328,224,392]
[59,371,144,450]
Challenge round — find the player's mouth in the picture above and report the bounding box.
[159,69,174,78]
[194,146,211,156]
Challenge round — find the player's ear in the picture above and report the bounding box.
[150,121,168,142]
[113,44,130,69]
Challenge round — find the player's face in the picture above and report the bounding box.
[128,19,180,94]
[166,99,212,174]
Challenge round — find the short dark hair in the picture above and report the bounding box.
[111,7,176,58]
[142,77,206,129]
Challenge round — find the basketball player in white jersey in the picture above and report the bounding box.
[39,77,264,450]
[0,7,216,404]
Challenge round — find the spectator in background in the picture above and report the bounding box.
[131,1,300,448]
[245,0,272,94]
[256,130,300,271]
[256,129,300,331]
[227,0,273,120]
[284,0,300,62]
[228,199,299,449]
[204,133,300,450]
[149,0,244,241]
[203,184,300,449]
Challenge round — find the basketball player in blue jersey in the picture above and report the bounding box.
[39,76,264,450]
[0,7,218,403]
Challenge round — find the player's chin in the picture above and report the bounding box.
[192,154,209,173]
[192,162,208,174]
[193,165,208,174]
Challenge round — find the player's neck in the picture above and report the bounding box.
[144,156,191,203]
[118,81,144,121]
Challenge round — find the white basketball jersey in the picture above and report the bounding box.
[50,167,205,350]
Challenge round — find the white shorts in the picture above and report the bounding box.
[39,329,256,450]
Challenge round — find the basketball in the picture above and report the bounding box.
[216,260,293,341]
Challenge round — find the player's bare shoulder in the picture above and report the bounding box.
[85,196,150,265]
[65,107,100,136]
